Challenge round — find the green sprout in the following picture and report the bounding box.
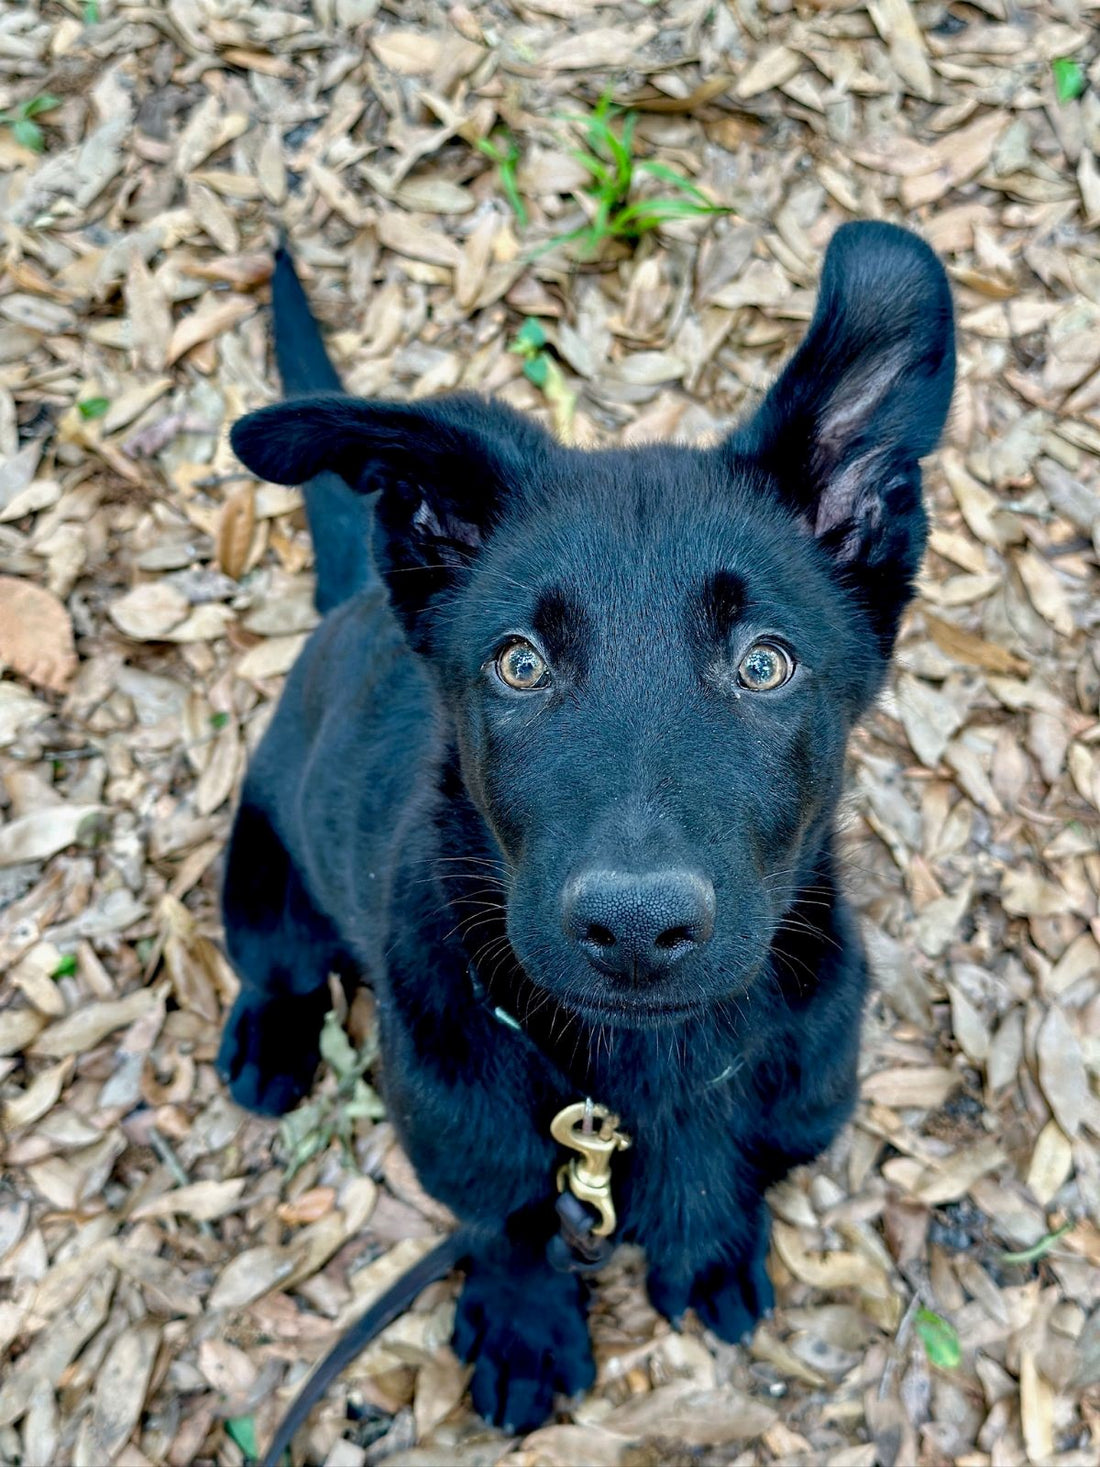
[999,1220,1073,1265]
[546,92,730,258]
[510,317,550,385]
[224,1416,257,1462]
[0,93,61,153]
[278,1011,386,1180]
[509,318,576,441]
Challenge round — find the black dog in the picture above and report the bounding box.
[219,223,954,1434]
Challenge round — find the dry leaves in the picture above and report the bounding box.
[1,0,1099,1463]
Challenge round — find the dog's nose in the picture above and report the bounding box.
[562,869,716,980]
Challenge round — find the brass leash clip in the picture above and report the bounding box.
[550,1098,631,1238]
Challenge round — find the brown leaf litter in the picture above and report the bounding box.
[2,1,1100,1465]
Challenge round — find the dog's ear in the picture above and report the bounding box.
[231,394,550,642]
[732,221,955,645]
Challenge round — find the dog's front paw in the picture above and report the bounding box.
[216,988,327,1116]
[689,1224,775,1344]
[648,1215,775,1345]
[452,1265,594,1433]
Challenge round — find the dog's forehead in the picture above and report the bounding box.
[485,449,828,628]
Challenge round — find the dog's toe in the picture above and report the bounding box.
[645,1266,691,1326]
[453,1265,593,1432]
[217,990,324,1117]
[690,1241,775,1345]
[229,1059,315,1117]
[468,1338,555,1435]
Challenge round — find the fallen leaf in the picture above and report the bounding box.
[0,804,105,868]
[772,1220,893,1297]
[1019,1350,1054,1464]
[0,682,50,745]
[370,30,443,74]
[413,1351,469,1438]
[1015,549,1075,637]
[167,295,255,366]
[131,1177,247,1223]
[1036,1004,1088,1138]
[208,1245,297,1309]
[109,582,189,640]
[866,0,935,99]
[599,1381,777,1444]
[197,1338,257,1398]
[736,45,801,98]
[862,1066,959,1109]
[0,577,76,692]
[913,1138,1006,1205]
[541,26,657,71]
[78,1324,160,1465]
[895,673,965,768]
[1026,1121,1073,1206]
[923,612,1029,676]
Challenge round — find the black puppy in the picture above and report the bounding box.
[219,223,954,1433]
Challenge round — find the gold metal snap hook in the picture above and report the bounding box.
[550,1099,631,1238]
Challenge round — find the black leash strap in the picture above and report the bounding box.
[258,1229,470,1467]
[257,1190,619,1462]
[547,1191,615,1274]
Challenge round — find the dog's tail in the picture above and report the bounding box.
[270,243,374,614]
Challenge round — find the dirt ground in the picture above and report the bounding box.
[1,1,1099,1464]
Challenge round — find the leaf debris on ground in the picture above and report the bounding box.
[1,1,1099,1464]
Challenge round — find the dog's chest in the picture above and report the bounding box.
[561,1036,771,1257]
[617,1080,759,1234]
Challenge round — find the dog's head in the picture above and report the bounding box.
[233,223,954,1026]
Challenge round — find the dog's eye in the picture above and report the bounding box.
[737,641,794,692]
[496,639,551,691]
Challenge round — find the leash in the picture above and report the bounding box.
[258,1229,471,1467]
[258,970,631,1464]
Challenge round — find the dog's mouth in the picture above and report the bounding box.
[517,951,769,1031]
[540,988,703,1030]
[578,997,697,1027]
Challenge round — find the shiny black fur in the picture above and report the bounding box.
[219,226,954,1432]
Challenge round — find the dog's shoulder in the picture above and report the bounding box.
[240,583,441,900]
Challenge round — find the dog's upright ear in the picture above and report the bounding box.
[731,221,955,647]
[231,394,551,644]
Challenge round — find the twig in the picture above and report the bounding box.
[149,1124,215,1237]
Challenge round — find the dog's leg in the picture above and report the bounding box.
[645,1188,774,1344]
[218,799,353,1115]
[452,1211,595,1433]
[380,989,595,1431]
[646,1011,861,1345]
[683,1203,776,1343]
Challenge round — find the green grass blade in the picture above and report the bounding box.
[637,159,713,202]
[22,94,62,118]
[612,197,726,233]
[999,1221,1073,1265]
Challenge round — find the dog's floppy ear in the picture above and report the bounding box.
[732,221,955,645]
[231,393,551,642]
